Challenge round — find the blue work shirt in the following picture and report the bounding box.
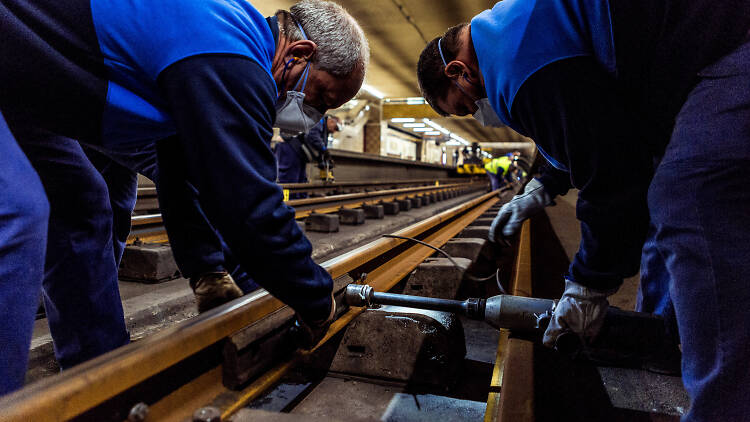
[0,0,334,318]
[468,0,750,290]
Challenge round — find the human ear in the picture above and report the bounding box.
[444,60,468,80]
[286,40,318,62]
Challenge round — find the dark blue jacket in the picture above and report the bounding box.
[472,0,750,290]
[0,0,333,316]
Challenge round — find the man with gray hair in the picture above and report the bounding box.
[0,0,368,395]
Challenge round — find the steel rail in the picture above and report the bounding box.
[0,191,500,422]
[125,181,485,245]
[484,219,534,422]
[280,178,465,193]
[129,182,482,229]
[289,182,481,218]
[216,191,500,420]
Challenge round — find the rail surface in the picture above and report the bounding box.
[0,190,501,422]
[485,220,534,422]
[128,180,486,243]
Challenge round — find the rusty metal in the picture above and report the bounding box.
[0,191,500,422]
[127,180,485,242]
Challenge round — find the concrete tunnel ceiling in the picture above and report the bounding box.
[255,0,534,155]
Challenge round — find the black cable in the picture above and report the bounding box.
[382,234,504,289]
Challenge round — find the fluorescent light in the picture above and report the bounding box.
[446,140,462,146]
[424,131,441,135]
[423,119,450,134]
[391,118,415,123]
[412,127,431,132]
[361,84,385,99]
[402,123,425,128]
[406,97,425,105]
[449,133,469,145]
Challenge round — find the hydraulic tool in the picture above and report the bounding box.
[344,284,679,369]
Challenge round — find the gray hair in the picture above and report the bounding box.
[284,0,370,77]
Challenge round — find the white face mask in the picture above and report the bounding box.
[473,98,504,127]
[437,37,504,128]
[273,23,323,135]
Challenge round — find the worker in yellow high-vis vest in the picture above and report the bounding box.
[484,155,512,191]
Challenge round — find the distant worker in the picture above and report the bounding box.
[0,0,369,396]
[417,0,750,420]
[276,115,341,191]
[483,155,512,191]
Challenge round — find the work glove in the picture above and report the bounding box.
[542,278,616,349]
[291,292,337,350]
[488,178,553,242]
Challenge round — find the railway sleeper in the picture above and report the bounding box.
[305,213,340,233]
[362,204,385,219]
[118,242,181,283]
[338,208,365,225]
[222,275,354,389]
[328,306,466,387]
[403,257,470,299]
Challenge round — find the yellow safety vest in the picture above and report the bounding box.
[484,157,511,175]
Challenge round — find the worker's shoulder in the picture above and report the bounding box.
[92,0,275,78]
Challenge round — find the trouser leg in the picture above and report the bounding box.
[0,115,49,395]
[152,138,227,279]
[636,226,678,339]
[649,39,750,422]
[18,132,129,369]
[85,148,138,266]
[276,143,307,199]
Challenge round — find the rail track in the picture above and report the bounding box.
[4,175,682,422]
[129,179,488,243]
[1,185,537,421]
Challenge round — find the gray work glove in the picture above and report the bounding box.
[489,178,553,242]
[542,278,617,348]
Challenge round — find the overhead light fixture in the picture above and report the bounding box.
[423,131,441,135]
[423,119,450,134]
[406,97,425,105]
[446,140,462,146]
[449,133,469,145]
[361,84,385,99]
[391,118,415,123]
[412,127,431,132]
[402,123,425,128]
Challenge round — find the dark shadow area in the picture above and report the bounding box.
[533,344,678,421]
[530,211,570,299]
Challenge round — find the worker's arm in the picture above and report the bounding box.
[488,163,569,241]
[536,162,572,197]
[156,54,332,321]
[511,56,654,292]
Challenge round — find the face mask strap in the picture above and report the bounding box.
[438,37,476,102]
[290,21,312,93]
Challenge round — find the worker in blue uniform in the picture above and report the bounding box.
[418,1,750,420]
[276,115,341,193]
[0,0,369,395]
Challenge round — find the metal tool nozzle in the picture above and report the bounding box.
[344,284,374,307]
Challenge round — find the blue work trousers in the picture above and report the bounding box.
[275,142,308,199]
[0,114,49,396]
[648,39,750,422]
[636,227,679,340]
[103,140,257,293]
[487,172,502,191]
[18,132,130,371]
